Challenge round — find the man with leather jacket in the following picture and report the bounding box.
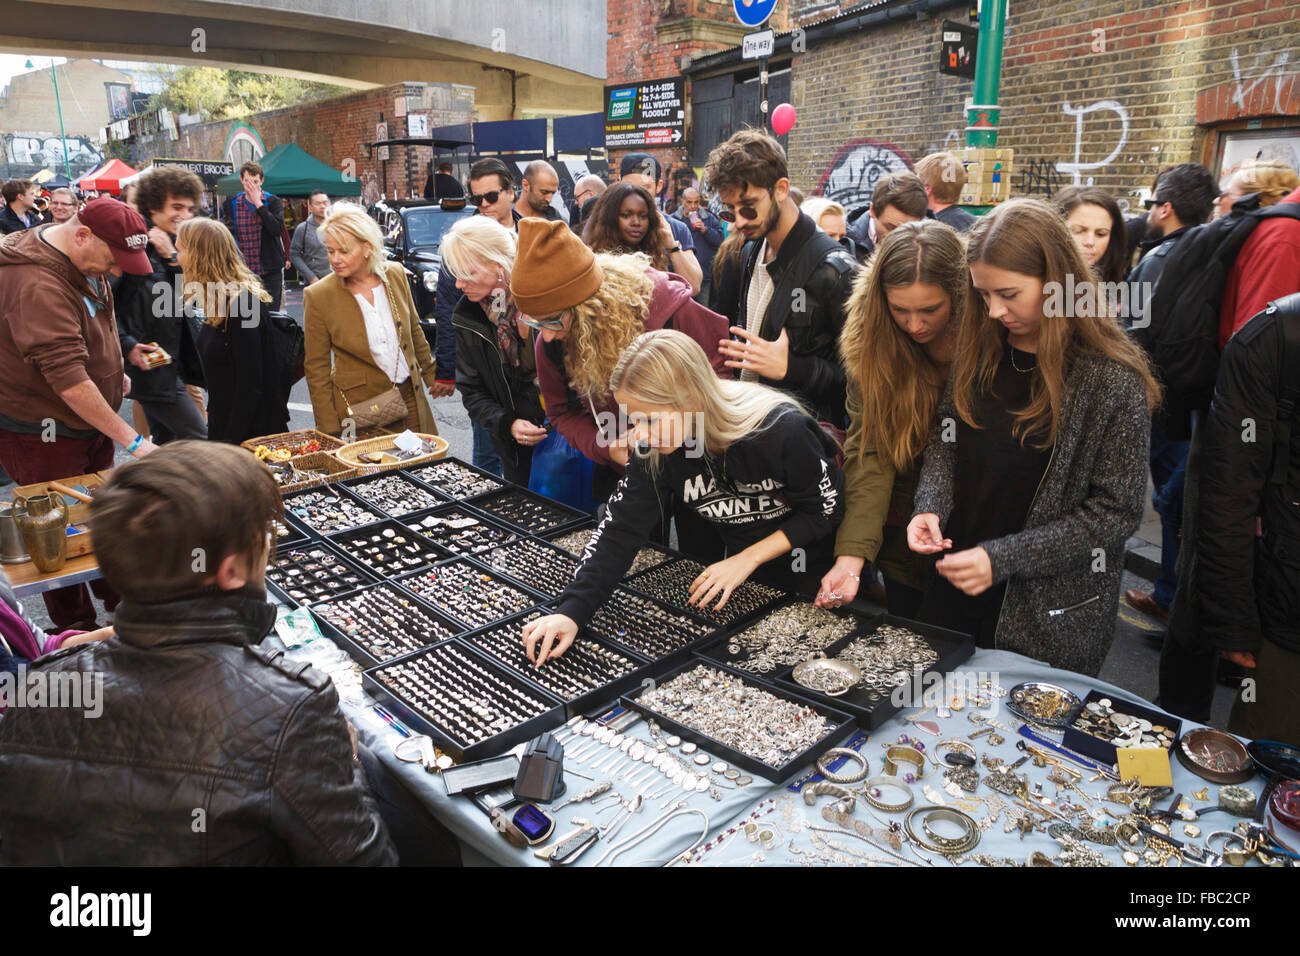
[0,442,398,865]
[116,166,208,442]
[706,130,857,427]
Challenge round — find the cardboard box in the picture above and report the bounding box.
[955,147,1014,205]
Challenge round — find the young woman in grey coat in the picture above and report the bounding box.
[907,199,1162,676]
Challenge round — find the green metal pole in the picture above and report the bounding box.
[966,0,1007,147]
[49,59,73,181]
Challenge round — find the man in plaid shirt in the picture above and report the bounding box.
[221,161,286,310]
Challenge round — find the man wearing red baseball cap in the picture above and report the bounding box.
[0,196,159,630]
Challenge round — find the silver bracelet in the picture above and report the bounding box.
[862,774,914,812]
[816,747,869,784]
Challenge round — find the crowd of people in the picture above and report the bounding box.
[0,130,1296,864]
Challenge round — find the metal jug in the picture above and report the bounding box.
[0,502,30,564]
[13,493,68,573]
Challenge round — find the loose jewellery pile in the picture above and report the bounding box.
[344,473,441,516]
[824,624,940,703]
[637,665,834,768]
[724,602,856,673]
[1072,697,1177,751]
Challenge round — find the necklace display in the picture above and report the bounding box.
[465,611,640,701]
[410,460,504,500]
[400,560,540,630]
[329,520,447,575]
[285,488,385,535]
[724,602,856,673]
[312,583,459,662]
[628,558,783,626]
[344,473,441,516]
[637,664,833,768]
[585,587,714,659]
[482,538,578,599]
[405,507,519,555]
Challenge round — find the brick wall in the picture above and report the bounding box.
[785,0,1300,213]
[131,82,474,201]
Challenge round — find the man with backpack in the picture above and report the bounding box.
[1219,182,1300,347]
[1124,164,1218,623]
[706,130,858,427]
[1193,293,1300,744]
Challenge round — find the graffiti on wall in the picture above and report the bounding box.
[2,133,103,169]
[1231,48,1292,114]
[1056,99,1129,186]
[815,139,913,211]
[1014,157,1065,198]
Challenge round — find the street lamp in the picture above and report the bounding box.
[25,58,73,182]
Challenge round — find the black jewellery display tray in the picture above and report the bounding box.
[362,638,567,761]
[761,612,976,730]
[274,512,316,547]
[1061,690,1183,768]
[620,657,855,784]
[282,485,388,537]
[405,456,507,503]
[540,523,681,581]
[476,536,580,600]
[326,518,450,576]
[307,580,468,668]
[467,486,590,536]
[567,585,719,676]
[394,555,549,633]
[623,556,786,631]
[264,543,379,608]
[458,610,654,719]
[336,470,444,517]
[401,503,523,557]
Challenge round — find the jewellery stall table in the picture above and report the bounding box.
[322,640,1284,866]
[7,553,102,599]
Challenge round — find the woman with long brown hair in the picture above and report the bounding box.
[907,199,1161,675]
[179,218,286,444]
[582,182,673,272]
[816,220,966,617]
[1052,185,1128,286]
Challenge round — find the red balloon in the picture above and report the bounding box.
[771,103,797,136]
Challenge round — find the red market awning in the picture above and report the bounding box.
[78,158,139,195]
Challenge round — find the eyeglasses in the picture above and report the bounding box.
[718,193,768,223]
[517,309,568,332]
[1142,197,1168,210]
[468,189,504,207]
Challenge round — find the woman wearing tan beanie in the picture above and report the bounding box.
[511,218,731,502]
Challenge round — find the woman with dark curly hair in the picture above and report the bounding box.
[582,181,673,273]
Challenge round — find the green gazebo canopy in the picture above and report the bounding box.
[214,143,362,197]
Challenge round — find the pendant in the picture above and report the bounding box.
[912,719,942,736]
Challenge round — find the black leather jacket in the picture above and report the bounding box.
[0,590,397,865]
[712,211,857,425]
[115,239,206,404]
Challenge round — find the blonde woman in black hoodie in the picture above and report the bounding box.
[522,329,845,665]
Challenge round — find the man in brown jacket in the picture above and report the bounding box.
[0,197,159,630]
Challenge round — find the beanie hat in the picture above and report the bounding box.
[510,218,604,316]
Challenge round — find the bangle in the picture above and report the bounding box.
[126,434,144,454]
[668,244,683,254]
[862,774,914,812]
[816,747,869,784]
[883,744,928,783]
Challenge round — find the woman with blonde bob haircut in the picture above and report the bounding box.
[522,329,845,664]
[304,202,442,436]
[179,218,287,443]
[907,199,1161,676]
[510,218,729,502]
[439,215,546,484]
[817,220,966,617]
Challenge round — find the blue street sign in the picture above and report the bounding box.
[734,0,777,29]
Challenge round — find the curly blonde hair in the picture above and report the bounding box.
[563,252,655,398]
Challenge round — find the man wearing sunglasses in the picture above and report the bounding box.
[434,157,524,477]
[705,130,857,427]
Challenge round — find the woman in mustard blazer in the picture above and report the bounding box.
[304,203,442,436]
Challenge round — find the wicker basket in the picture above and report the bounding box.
[265,451,359,495]
[241,429,346,459]
[335,433,448,475]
